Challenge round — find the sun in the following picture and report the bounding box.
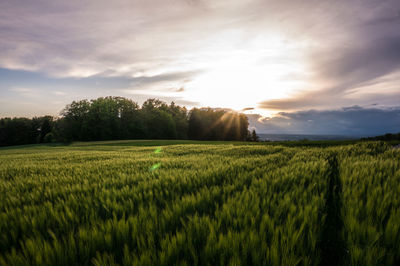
[185,56,290,110]
[181,33,310,115]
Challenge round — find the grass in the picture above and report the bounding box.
[0,140,399,265]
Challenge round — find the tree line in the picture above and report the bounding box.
[361,132,400,141]
[0,96,258,146]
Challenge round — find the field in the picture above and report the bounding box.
[0,140,399,265]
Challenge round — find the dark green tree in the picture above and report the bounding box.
[1,96,252,146]
[60,99,90,141]
[142,99,177,139]
[251,129,259,142]
[32,116,54,143]
[188,108,249,141]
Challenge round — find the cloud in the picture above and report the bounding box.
[129,71,199,89]
[258,69,400,111]
[1,0,400,117]
[52,91,67,96]
[0,0,208,78]
[255,0,400,111]
[118,93,200,107]
[9,87,40,98]
[249,106,400,136]
[313,36,400,94]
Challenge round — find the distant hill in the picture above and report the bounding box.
[258,134,358,141]
[361,132,400,141]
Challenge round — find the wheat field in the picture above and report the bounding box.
[0,141,399,265]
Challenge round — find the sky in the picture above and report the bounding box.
[0,0,399,135]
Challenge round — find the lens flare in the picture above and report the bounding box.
[150,148,162,171]
[150,163,161,171]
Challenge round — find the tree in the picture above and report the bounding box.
[1,96,253,146]
[60,100,90,141]
[167,102,188,139]
[188,108,249,141]
[142,99,177,139]
[251,129,259,142]
[0,117,37,146]
[59,97,144,141]
[117,97,143,139]
[32,116,54,143]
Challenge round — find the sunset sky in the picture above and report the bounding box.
[1,0,399,135]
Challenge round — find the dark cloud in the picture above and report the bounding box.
[249,106,400,136]
[258,0,400,111]
[365,9,400,26]
[258,87,400,111]
[319,36,400,92]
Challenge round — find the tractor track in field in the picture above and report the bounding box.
[318,154,348,266]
